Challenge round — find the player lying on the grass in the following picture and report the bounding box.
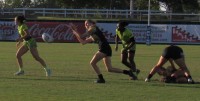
[70,19,137,83]
[145,45,194,83]
[14,16,51,77]
[115,21,140,77]
[157,66,188,83]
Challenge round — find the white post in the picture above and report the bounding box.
[130,0,134,18]
[146,0,151,46]
[148,0,150,26]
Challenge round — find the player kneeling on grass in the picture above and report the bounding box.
[70,19,137,83]
[145,45,194,84]
[14,16,51,77]
[157,66,188,83]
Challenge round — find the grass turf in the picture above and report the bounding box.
[0,42,200,101]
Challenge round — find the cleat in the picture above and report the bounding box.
[129,70,138,80]
[145,78,150,82]
[14,70,25,76]
[188,78,195,84]
[135,69,140,76]
[45,69,51,77]
[94,79,105,83]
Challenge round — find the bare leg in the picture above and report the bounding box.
[90,51,105,75]
[16,45,29,70]
[128,51,136,71]
[121,51,132,69]
[146,56,168,81]
[103,57,123,73]
[30,47,47,68]
[174,58,191,77]
[30,47,51,77]
[103,56,137,80]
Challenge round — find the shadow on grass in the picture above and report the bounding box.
[148,80,200,88]
[0,75,96,82]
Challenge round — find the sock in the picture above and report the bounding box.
[43,66,49,71]
[187,75,192,79]
[19,67,23,71]
[147,74,153,79]
[123,70,129,75]
[98,74,104,80]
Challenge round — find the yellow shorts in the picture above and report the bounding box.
[23,38,37,49]
[121,44,136,53]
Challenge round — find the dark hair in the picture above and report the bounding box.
[86,19,96,24]
[15,15,26,24]
[118,21,129,28]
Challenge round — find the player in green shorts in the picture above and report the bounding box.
[14,16,51,77]
[115,21,140,79]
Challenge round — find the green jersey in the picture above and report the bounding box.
[18,24,28,37]
[116,28,133,45]
[116,28,136,51]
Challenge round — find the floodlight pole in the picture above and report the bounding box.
[130,0,134,18]
[146,0,151,46]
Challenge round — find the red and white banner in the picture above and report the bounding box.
[1,21,200,44]
[27,22,85,42]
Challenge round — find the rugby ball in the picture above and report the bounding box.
[42,33,54,43]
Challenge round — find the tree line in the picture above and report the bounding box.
[0,0,199,13]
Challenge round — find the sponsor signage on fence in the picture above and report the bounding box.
[27,22,85,42]
[0,21,200,44]
[0,21,18,41]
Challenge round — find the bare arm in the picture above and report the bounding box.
[16,29,29,47]
[70,23,94,45]
[72,30,93,45]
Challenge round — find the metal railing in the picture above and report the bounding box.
[1,8,200,22]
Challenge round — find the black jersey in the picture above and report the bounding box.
[162,45,184,60]
[90,27,112,56]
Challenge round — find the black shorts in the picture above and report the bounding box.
[99,44,112,57]
[162,45,184,60]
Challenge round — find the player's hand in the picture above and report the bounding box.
[16,42,21,48]
[122,48,127,54]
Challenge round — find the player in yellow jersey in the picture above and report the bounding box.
[115,21,140,79]
[14,16,51,77]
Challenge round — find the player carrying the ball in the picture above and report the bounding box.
[70,19,137,83]
[14,16,51,77]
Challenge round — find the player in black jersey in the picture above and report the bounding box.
[70,20,137,83]
[145,45,194,84]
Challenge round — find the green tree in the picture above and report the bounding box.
[22,0,32,7]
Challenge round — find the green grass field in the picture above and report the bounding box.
[0,42,200,101]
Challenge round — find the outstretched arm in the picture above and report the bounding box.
[72,30,93,45]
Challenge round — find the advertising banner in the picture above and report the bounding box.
[27,22,85,42]
[171,25,200,44]
[1,21,200,44]
[0,21,18,41]
[98,23,200,44]
[97,23,171,43]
